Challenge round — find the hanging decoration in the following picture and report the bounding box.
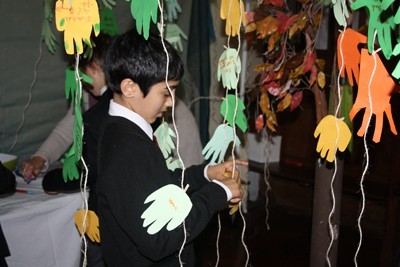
[129,0,158,40]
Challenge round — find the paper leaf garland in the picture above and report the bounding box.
[74,209,100,243]
[100,7,119,37]
[141,184,192,235]
[154,121,177,159]
[220,94,248,132]
[350,0,395,59]
[55,0,100,55]
[129,0,158,40]
[217,48,241,90]
[220,0,246,36]
[61,146,80,182]
[202,124,241,164]
[165,0,182,22]
[349,49,398,143]
[337,28,367,87]
[65,67,93,103]
[314,115,352,162]
[332,0,349,27]
[164,23,188,52]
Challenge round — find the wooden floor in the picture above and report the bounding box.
[195,195,386,267]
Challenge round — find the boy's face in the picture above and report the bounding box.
[134,80,179,124]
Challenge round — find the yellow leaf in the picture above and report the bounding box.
[254,63,273,72]
[289,23,299,39]
[277,93,292,112]
[245,22,257,33]
[317,71,326,88]
[266,109,278,132]
[290,64,304,80]
[229,204,239,215]
[316,59,326,71]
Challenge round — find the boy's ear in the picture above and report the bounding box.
[120,78,139,98]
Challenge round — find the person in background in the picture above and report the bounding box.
[96,29,246,266]
[20,33,113,193]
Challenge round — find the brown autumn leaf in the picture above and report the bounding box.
[277,93,292,112]
[259,92,271,114]
[315,59,326,71]
[285,51,305,69]
[289,22,299,39]
[269,0,285,7]
[254,63,273,72]
[256,15,279,39]
[265,81,280,96]
[296,11,307,31]
[245,21,257,33]
[290,64,304,80]
[268,32,279,52]
[297,0,310,3]
[317,71,326,88]
[266,110,278,132]
[277,11,298,34]
[303,50,316,73]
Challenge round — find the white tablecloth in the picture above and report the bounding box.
[0,176,83,267]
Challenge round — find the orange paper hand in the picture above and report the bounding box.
[314,115,352,162]
[55,0,100,55]
[220,0,246,36]
[349,49,399,143]
[74,209,100,243]
[337,28,367,87]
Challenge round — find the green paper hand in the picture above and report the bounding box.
[220,94,248,132]
[62,146,80,182]
[351,0,395,59]
[130,0,158,40]
[165,157,182,171]
[314,115,352,162]
[55,0,100,55]
[154,121,176,159]
[202,124,241,164]
[165,0,182,22]
[73,104,83,160]
[100,7,119,36]
[218,48,241,90]
[65,67,93,103]
[164,23,187,52]
[141,184,192,235]
[331,0,349,27]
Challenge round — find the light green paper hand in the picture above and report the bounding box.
[62,146,80,182]
[314,115,352,162]
[141,184,192,235]
[331,0,349,27]
[220,94,248,132]
[165,23,187,52]
[154,121,176,159]
[130,0,158,40]
[165,0,182,22]
[351,0,395,59]
[165,157,182,171]
[218,48,241,90]
[202,124,241,164]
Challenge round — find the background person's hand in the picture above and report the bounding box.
[21,156,46,182]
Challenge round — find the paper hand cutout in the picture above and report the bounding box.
[165,157,183,171]
[332,0,349,27]
[165,23,187,52]
[165,0,182,22]
[220,94,248,132]
[65,67,93,103]
[141,184,192,235]
[203,124,241,164]
[218,48,241,90]
[349,49,398,143]
[154,121,176,159]
[61,146,80,182]
[55,0,100,55]
[351,0,395,59]
[220,0,246,36]
[337,28,367,86]
[100,7,119,37]
[130,0,158,40]
[74,209,100,243]
[314,115,351,162]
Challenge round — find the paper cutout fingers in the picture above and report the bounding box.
[74,209,100,243]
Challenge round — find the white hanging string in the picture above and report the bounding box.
[7,37,43,153]
[157,1,187,266]
[263,130,272,230]
[353,30,379,267]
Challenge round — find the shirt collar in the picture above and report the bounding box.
[100,86,107,96]
[108,99,153,140]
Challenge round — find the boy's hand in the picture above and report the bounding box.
[21,156,46,182]
[219,176,243,204]
[207,160,248,182]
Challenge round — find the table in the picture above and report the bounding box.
[0,175,83,267]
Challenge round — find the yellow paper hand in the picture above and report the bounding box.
[55,0,100,55]
[314,115,351,162]
[74,209,100,243]
[220,0,246,37]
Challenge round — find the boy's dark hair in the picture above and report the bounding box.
[103,29,184,96]
[80,33,114,70]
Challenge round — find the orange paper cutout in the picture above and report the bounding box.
[349,49,399,143]
[337,28,367,87]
